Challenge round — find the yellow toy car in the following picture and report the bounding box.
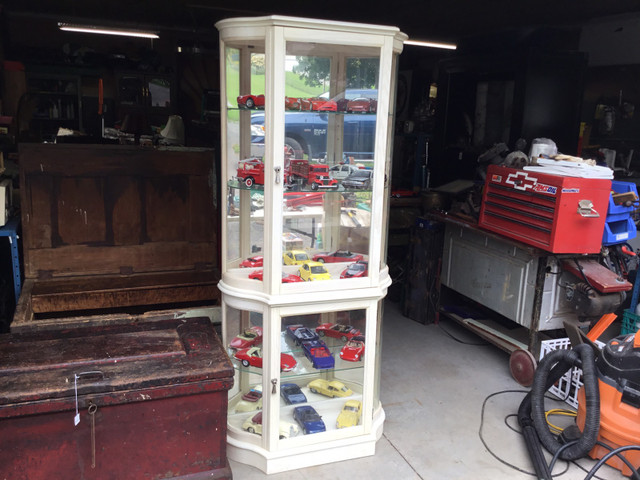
[307,379,352,398]
[298,261,331,281]
[283,249,311,265]
[336,400,362,428]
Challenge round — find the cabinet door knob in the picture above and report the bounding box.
[274,166,281,184]
[271,378,278,394]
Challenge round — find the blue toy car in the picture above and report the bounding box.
[280,383,307,405]
[293,405,326,434]
[285,324,319,345]
[301,340,335,369]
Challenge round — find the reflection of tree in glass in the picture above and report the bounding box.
[294,57,378,90]
[251,54,265,74]
[293,57,330,88]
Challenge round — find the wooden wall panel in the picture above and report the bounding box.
[56,177,106,245]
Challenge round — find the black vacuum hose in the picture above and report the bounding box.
[531,343,600,460]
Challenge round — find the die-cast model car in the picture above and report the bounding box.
[237,94,265,109]
[283,249,311,265]
[242,411,300,439]
[240,255,264,268]
[346,97,377,113]
[312,250,364,263]
[293,405,326,434]
[298,261,331,281]
[285,324,319,345]
[339,335,365,362]
[336,400,362,428]
[235,385,263,413]
[234,346,296,372]
[307,379,353,398]
[316,323,361,342]
[280,383,307,405]
[301,340,335,369]
[340,260,368,278]
[229,325,263,350]
[248,269,304,283]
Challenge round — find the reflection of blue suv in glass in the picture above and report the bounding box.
[251,89,377,161]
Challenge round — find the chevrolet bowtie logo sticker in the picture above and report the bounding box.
[506,171,538,191]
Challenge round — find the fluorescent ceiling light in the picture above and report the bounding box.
[405,39,456,50]
[58,23,159,39]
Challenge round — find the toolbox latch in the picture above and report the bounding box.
[577,199,600,218]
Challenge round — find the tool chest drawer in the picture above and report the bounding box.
[479,165,611,254]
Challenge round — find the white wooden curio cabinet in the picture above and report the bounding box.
[216,15,406,473]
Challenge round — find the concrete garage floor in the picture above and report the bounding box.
[229,299,627,479]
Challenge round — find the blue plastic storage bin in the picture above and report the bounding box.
[602,180,638,245]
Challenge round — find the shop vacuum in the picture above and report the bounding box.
[518,328,640,478]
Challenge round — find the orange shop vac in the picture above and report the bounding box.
[518,331,640,479]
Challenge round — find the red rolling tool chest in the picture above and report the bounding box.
[0,317,234,480]
[479,165,612,254]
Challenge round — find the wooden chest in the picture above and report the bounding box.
[0,316,234,480]
[13,144,220,332]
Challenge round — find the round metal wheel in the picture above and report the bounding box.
[242,359,250,368]
[246,98,255,108]
[509,349,537,387]
[248,427,255,433]
[244,177,254,187]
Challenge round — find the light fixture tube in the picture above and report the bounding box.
[58,23,159,39]
[404,39,457,50]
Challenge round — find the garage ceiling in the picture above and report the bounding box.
[7,0,640,43]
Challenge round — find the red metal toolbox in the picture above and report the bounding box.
[0,317,234,480]
[479,165,612,254]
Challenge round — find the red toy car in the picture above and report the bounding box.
[340,260,368,279]
[285,96,302,110]
[229,326,263,350]
[300,97,335,111]
[317,100,338,112]
[312,250,364,263]
[237,94,265,109]
[240,256,264,268]
[234,346,297,372]
[248,269,304,283]
[315,323,361,342]
[340,335,365,362]
[346,97,377,113]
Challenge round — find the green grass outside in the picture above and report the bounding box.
[226,65,326,120]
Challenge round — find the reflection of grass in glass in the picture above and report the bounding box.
[226,63,324,109]
[232,144,240,154]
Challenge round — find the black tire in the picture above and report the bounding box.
[318,331,325,337]
[242,360,250,367]
[311,182,319,191]
[248,427,255,433]
[310,388,317,394]
[244,177,254,188]
[246,98,255,108]
[341,335,348,342]
[317,258,325,263]
[284,137,304,159]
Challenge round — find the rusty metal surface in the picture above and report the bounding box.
[0,317,233,479]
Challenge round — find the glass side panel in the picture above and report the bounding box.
[280,310,366,436]
[226,305,267,445]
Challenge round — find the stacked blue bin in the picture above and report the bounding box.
[602,180,638,246]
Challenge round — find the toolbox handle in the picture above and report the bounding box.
[577,199,600,218]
